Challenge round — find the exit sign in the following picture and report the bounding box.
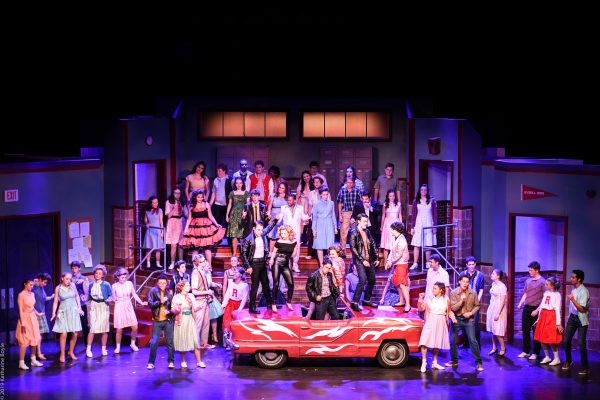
[4,189,18,202]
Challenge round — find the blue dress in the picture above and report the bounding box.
[205,271,224,320]
[268,196,287,240]
[144,209,165,249]
[311,200,337,250]
[52,285,83,333]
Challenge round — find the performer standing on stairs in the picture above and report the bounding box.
[241,215,282,313]
[349,213,380,312]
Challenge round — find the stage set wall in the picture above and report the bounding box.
[0,165,105,273]
[481,164,600,283]
[174,96,409,181]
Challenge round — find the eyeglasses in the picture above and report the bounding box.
[240,163,248,166]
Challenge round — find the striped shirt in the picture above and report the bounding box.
[524,276,546,306]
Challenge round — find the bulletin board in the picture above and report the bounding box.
[66,217,93,268]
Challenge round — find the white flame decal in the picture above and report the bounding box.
[255,319,298,338]
[361,318,412,327]
[301,326,353,340]
[359,325,416,341]
[238,321,272,340]
[305,343,353,355]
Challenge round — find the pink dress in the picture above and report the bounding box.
[16,291,41,346]
[418,295,450,350]
[165,200,185,245]
[381,203,401,250]
[112,281,138,329]
[486,281,507,336]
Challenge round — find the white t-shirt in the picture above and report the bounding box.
[222,281,249,308]
[425,267,450,299]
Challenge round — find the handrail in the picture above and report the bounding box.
[416,222,460,289]
[124,223,168,298]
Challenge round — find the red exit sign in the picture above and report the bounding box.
[4,189,19,202]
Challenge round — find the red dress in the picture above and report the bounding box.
[179,205,225,249]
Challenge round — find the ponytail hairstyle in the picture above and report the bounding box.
[433,281,446,297]
[547,276,561,291]
[492,268,508,289]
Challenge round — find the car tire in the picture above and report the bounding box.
[377,340,409,368]
[255,350,288,369]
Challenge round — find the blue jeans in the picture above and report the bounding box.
[148,319,174,364]
[564,314,588,368]
[450,317,481,363]
[353,262,376,304]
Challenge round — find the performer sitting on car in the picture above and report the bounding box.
[306,256,340,320]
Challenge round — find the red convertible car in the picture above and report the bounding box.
[229,304,424,368]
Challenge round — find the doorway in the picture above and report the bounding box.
[418,160,453,202]
[0,213,60,345]
[132,160,167,266]
[508,214,568,341]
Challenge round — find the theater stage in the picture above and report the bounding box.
[3,332,598,399]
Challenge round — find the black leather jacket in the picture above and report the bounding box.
[147,286,173,321]
[306,269,340,303]
[241,218,279,271]
[349,227,378,265]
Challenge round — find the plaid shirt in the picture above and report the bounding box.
[337,187,361,212]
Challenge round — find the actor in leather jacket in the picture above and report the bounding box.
[349,213,380,311]
[305,257,340,320]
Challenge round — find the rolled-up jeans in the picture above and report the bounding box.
[450,316,481,363]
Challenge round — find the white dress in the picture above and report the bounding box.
[486,281,507,336]
[418,296,450,350]
[380,203,401,250]
[411,200,436,247]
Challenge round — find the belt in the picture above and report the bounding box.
[170,215,182,219]
[252,258,265,261]
[182,310,192,315]
[90,297,107,303]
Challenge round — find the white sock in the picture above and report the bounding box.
[543,349,550,357]
[553,350,559,360]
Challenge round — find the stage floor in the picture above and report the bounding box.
[3,332,598,399]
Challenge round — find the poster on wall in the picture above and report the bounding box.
[67,218,93,268]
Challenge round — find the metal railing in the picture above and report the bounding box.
[126,223,167,296]
[417,222,460,289]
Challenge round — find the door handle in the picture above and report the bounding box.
[301,326,310,330]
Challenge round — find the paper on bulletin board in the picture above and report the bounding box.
[80,222,90,237]
[68,222,80,239]
[81,248,93,268]
[68,249,79,264]
[73,237,84,250]
[83,235,92,248]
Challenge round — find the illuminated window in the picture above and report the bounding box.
[198,111,287,139]
[302,111,390,139]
